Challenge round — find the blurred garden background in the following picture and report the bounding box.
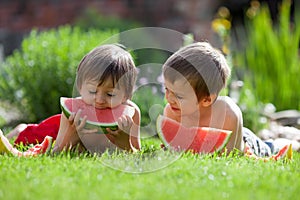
[0,0,299,148]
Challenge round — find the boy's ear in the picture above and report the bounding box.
[200,94,217,107]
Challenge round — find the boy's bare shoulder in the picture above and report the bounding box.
[215,96,242,118]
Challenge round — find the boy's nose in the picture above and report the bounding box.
[166,92,175,103]
[95,94,106,104]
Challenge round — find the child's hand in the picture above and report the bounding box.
[117,115,133,134]
[105,115,133,150]
[70,109,98,136]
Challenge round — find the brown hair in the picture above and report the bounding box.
[162,42,230,101]
[76,44,137,99]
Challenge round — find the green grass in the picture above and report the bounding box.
[0,138,299,200]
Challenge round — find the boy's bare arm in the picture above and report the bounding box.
[125,100,141,151]
[52,112,80,152]
[221,97,244,152]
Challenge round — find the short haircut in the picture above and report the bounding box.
[76,44,137,99]
[162,42,230,101]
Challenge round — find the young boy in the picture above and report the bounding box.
[52,44,141,153]
[5,44,141,154]
[162,41,271,155]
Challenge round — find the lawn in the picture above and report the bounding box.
[0,138,299,200]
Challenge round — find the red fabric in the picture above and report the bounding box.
[14,114,61,145]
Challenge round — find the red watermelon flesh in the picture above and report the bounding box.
[156,115,232,154]
[22,136,53,157]
[0,130,52,157]
[60,97,135,133]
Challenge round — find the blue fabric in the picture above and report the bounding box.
[242,127,272,157]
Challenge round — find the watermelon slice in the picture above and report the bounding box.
[0,130,52,157]
[60,97,135,134]
[244,143,293,162]
[156,115,232,154]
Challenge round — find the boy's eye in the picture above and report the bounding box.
[176,95,183,100]
[89,91,97,94]
[107,93,116,97]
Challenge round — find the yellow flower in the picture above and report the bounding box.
[217,7,230,19]
[246,0,261,19]
[211,18,231,34]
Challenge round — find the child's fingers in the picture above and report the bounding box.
[78,115,87,128]
[75,115,88,132]
[125,115,133,123]
[106,115,133,135]
[74,109,86,128]
[106,127,118,135]
[68,112,75,123]
[119,115,133,127]
[118,115,128,127]
[75,115,98,136]
[73,109,82,123]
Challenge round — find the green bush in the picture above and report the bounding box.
[238,0,300,111]
[0,26,118,123]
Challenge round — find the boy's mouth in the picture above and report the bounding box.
[171,106,180,112]
[94,104,109,109]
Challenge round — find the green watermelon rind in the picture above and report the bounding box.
[60,97,135,134]
[156,115,232,154]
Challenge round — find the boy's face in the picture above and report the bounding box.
[164,77,200,117]
[79,78,127,109]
